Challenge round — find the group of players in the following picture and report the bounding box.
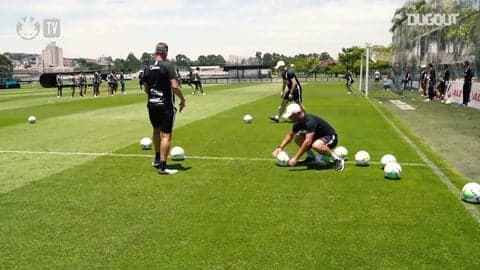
[382,61,473,106]
[142,42,344,175]
[55,71,127,98]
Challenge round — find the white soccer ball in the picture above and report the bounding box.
[139,137,152,150]
[380,154,397,169]
[354,150,370,166]
[334,146,348,160]
[461,182,480,204]
[28,115,36,124]
[170,146,185,161]
[243,114,253,123]
[384,161,402,180]
[276,150,290,167]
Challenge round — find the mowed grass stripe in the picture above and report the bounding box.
[0,83,279,193]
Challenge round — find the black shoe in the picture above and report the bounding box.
[298,156,316,164]
[333,159,345,171]
[269,116,279,123]
[151,159,161,168]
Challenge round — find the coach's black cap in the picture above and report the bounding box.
[155,42,168,54]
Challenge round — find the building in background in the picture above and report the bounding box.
[41,42,64,67]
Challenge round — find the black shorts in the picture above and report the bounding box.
[193,80,202,86]
[282,86,303,103]
[317,134,338,149]
[147,104,176,133]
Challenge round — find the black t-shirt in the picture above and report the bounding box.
[464,67,473,84]
[283,70,301,89]
[143,60,177,107]
[292,114,336,138]
[443,69,450,81]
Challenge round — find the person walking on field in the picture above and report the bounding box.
[143,42,186,175]
[269,60,305,123]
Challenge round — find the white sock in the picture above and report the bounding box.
[331,152,341,160]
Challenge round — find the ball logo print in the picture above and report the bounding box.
[17,16,40,40]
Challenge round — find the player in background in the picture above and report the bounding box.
[192,67,205,95]
[56,73,63,98]
[269,61,305,123]
[344,69,354,94]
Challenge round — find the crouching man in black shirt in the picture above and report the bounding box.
[272,104,345,171]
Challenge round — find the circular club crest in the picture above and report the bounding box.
[17,16,40,40]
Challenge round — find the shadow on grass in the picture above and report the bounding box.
[168,163,192,171]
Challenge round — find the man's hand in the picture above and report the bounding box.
[179,99,186,112]
[272,147,282,157]
[288,157,298,166]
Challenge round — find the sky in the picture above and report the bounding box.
[0,0,406,61]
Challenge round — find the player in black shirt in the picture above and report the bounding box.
[461,61,474,107]
[143,42,186,175]
[426,63,436,101]
[272,103,345,171]
[270,61,304,123]
[345,70,354,94]
[56,74,62,97]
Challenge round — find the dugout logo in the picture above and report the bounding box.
[406,13,459,26]
[16,16,60,40]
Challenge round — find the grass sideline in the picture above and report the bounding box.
[0,81,479,269]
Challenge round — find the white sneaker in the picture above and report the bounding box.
[158,168,178,175]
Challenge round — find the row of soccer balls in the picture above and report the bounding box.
[276,147,402,179]
[140,137,480,203]
[140,137,185,160]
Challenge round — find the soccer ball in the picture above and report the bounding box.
[354,150,370,166]
[334,146,348,160]
[28,115,36,124]
[276,150,290,166]
[243,114,253,123]
[384,161,402,180]
[170,146,185,161]
[380,154,397,169]
[139,137,152,150]
[461,182,480,204]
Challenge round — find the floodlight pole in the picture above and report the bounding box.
[365,43,370,97]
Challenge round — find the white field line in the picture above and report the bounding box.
[369,98,480,225]
[0,149,428,166]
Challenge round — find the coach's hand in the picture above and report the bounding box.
[288,157,298,166]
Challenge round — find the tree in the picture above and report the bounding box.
[197,55,207,65]
[140,52,153,65]
[262,53,273,67]
[338,47,365,70]
[175,54,192,67]
[0,54,13,80]
[124,52,141,72]
[319,52,333,61]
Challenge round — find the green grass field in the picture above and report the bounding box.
[1,80,479,269]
